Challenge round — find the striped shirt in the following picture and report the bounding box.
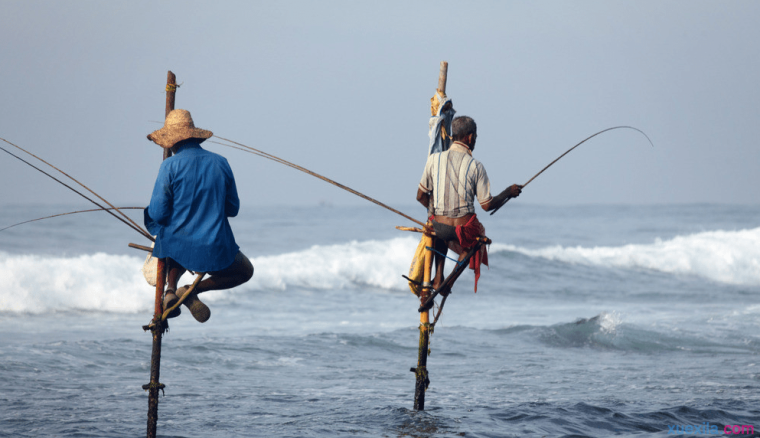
[418,142,492,218]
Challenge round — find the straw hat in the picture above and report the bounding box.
[147,109,213,148]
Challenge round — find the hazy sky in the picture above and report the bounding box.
[1,1,758,210]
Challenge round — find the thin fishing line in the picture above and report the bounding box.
[210,136,425,227]
[0,142,153,241]
[0,207,144,233]
[0,137,152,239]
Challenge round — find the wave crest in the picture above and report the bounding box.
[2,227,758,314]
[493,227,760,286]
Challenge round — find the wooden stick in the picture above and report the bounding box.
[146,256,165,438]
[412,63,448,411]
[129,243,153,253]
[395,226,437,235]
[437,61,448,95]
[395,226,423,233]
[413,242,434,410]
[163,71,176,160]
[146,70,177,438]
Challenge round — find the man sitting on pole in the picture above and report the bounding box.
[144,109,253,323]
[416,115,522,292]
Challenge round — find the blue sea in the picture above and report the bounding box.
[1,203,759,437]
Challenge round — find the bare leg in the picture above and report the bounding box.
[163,259,186,319]
[166,259,186,292]
[175,252,254,323]
[176,252,253,296]
[194,252,254,293]
[431,238,448,290]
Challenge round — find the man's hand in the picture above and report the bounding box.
[495,184,522,204]
[505,184,522,199]
[483,184,523,211]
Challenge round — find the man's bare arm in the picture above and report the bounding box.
[417,188,430,209]
[481,184,522,211]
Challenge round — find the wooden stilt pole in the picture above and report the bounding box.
[163,71,176,161]
[412,62,450,411]
[437,61,448,95]
[145,260,166,438]
[413,243,433,410]
[145,70,177,438]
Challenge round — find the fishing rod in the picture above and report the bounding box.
[0,138,154,241]
[489,126,654,215]
[0,207,144,233]
[210,136,426,227]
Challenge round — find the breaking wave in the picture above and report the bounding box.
[492,227,760,286]
[0,237,420,314]
[0,252,152,314]
[1,227,758,313]
[497,312,757,353]
[248,237,418,291]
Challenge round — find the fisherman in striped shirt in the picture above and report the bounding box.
[416,116,522,291]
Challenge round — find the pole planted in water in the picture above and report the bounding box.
[145,70,176,438]
[413,62,449,410]
[413,245,433,410]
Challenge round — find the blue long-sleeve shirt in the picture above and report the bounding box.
[144,141,240,272]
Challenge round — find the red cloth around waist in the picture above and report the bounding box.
[431,214,489,292]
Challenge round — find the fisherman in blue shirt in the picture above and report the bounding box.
[145,109,253,323]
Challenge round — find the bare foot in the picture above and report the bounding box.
[162,290,181,319]
[176,285,210,323]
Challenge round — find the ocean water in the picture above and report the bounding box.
[1,203,759,437]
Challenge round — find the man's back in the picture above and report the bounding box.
[146,141,240,272]
[419,142,492,219]
[145,109,253,323]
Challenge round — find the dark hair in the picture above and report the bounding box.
[452,116,477,141]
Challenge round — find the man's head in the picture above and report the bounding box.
[147,109,213,149]
[452,116,477,151]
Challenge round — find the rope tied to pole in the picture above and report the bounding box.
[164,82,181,93]
[141,382,166,395]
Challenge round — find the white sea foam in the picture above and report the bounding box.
[0,237,420,314]
[248,237,419,291]
[493,227,760,286]
[597,311,622,334]
[0,252,152,314]
[2,227,758,314]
